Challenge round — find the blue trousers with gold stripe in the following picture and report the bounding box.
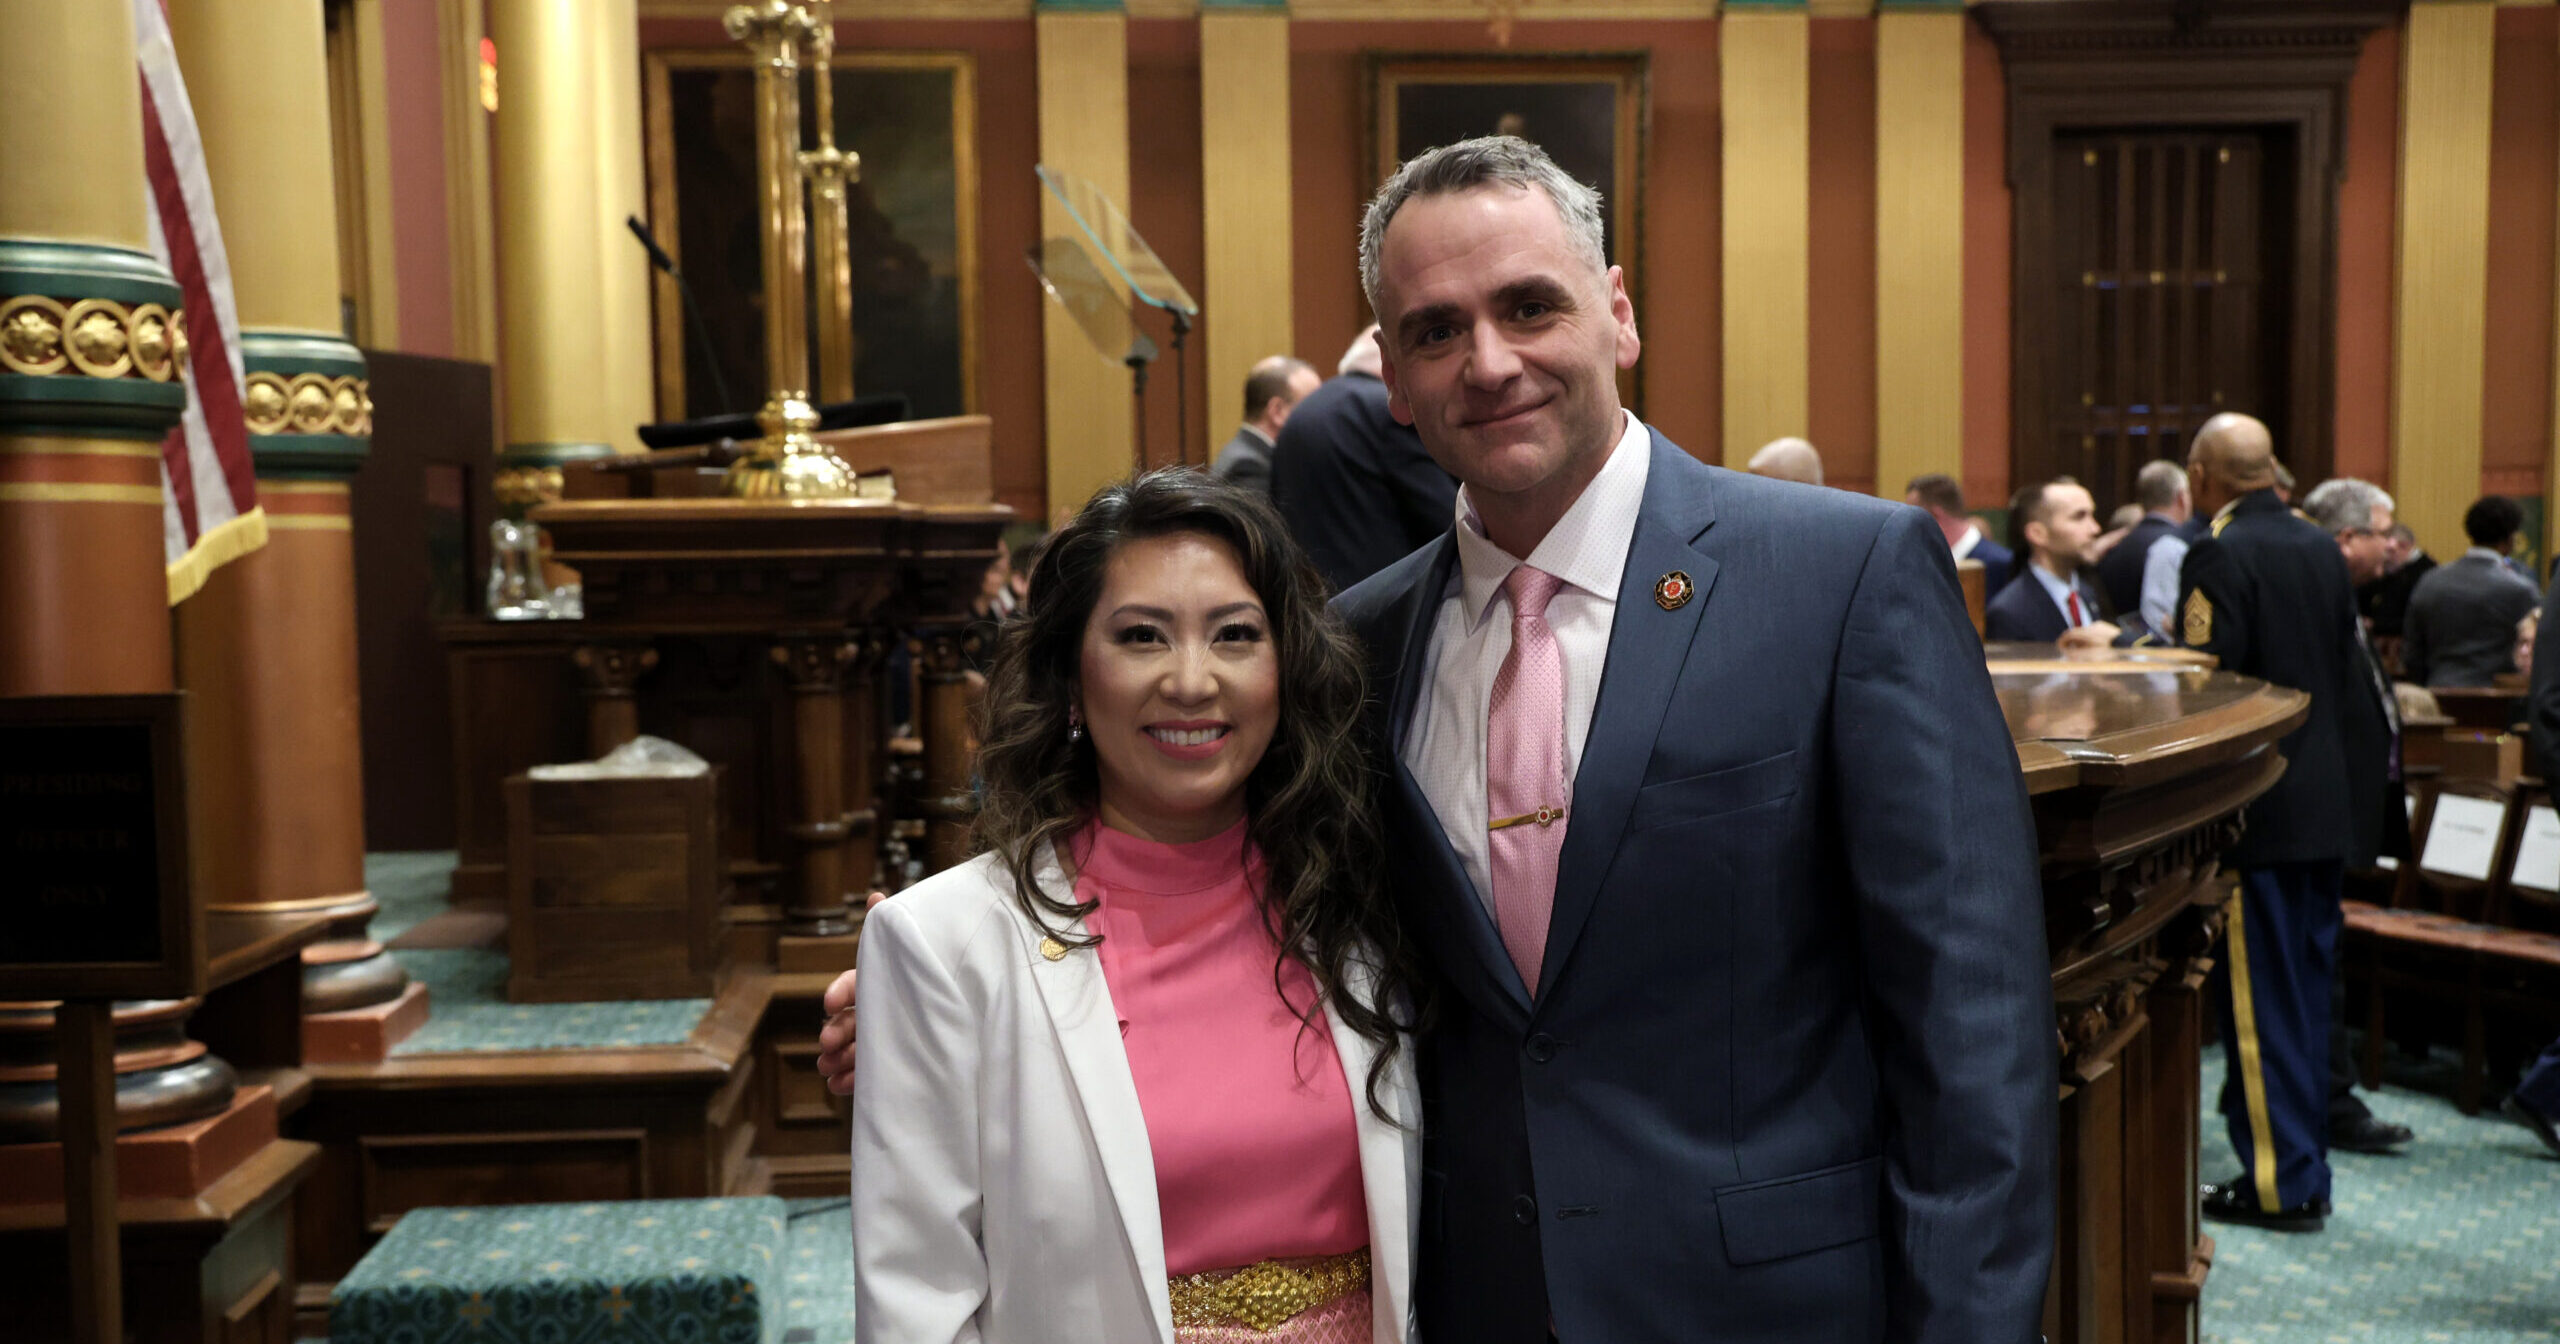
[2211,861,2343,1212]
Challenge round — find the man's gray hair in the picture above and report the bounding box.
[2304,477,2391,537]
[2133,458,2188,512]
[1358,136,1607,318]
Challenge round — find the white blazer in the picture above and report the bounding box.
[851,847,1422,1344]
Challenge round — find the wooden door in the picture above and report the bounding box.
[2034,129,2293,513]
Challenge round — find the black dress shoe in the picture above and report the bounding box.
[2503,1095,2560,1159]
[2200,1180,2328,1232]
[2330,1113,2415,1154]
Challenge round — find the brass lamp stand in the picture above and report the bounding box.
[719,0,855,498]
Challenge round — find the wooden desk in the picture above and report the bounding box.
[1993,652,2307,1344]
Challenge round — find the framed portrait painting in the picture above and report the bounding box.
[645,49,979,424]
[1370,54,1648,404]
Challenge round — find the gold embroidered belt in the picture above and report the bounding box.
[1168,1246,1370,1333]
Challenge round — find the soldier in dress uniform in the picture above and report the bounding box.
[2176,413,2399,1233]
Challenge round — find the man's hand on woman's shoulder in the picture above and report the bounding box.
[817,890,889,1095]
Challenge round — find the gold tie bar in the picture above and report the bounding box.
[1490,805,1566,831]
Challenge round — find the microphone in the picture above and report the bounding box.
[628,214,736,415]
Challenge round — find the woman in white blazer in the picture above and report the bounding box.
[851,471,1427,1344]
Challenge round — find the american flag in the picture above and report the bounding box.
[134,0,263,604]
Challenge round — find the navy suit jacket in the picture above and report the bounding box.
[1966,534,2016,598]
[1269,372,1460,594]
[1334,430,2057,1344]
[1982,564,2104,643]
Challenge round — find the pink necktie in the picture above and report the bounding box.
[1487,565,1568,995]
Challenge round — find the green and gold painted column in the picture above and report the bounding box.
[488,0,654,495]
[0,3,188,695]
[165,0,414,1038]
[0,0,241,1144]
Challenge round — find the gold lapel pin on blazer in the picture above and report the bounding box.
[1655,570,1695,610]
[1039,935,1070,962]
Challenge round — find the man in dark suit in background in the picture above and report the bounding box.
[1984,479,2125,647]
[2360,523,2435,644]
[2402,495,2542,687]
[2176,413,2397,1233]
[1210,354,1319,495]
[1905,472,2013,597]
[1338,134,2054,1344]
[1269,325,1459,592]
[2098,459,2191,631]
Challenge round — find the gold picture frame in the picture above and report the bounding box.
[644,47,980,423]
[1369,53,1649,408]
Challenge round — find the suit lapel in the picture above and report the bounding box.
[1015,851,1174,1342]
[1542,434,1719,1001]
[1372,538,1533,1016]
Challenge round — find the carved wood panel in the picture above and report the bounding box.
[1977,0,2403,503]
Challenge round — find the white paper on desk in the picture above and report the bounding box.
[2420,794,2505,881]
[2513,806,2560,894]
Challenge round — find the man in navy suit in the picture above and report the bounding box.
[1905,472,2014,597]
[1984,479,2126,646]
[1337,136,2055,1343]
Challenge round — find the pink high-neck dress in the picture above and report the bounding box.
[1072,818,1374,1341]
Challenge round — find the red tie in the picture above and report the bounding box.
[2067,590,2085,628]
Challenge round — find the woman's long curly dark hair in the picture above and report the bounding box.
[972,468,1423,1118]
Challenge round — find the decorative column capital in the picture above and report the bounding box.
[238,330,370,478]
[0,240,188,440]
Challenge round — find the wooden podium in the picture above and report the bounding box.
[1993,651,2307,1344]
[529,496,1008,949]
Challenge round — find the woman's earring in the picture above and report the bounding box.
[1067,705,1085,744]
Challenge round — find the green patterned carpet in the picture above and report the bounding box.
[2201,1043,2560,1343]
[781,1199,858,1344]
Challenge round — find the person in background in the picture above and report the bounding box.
[1268,325,1459,593]
[1212,355,1320,496]
[1984,479,2127,647]
[1745,435,1824,486]
[2402,496,2541,688]
[851,470,1423,1343]
[1905,472,2014,597]
[2176,412,2396,1233]
[2100,459,2193,631]
[2360,522,2435,646]
[2302,479,2396,589]
[2297,475,2418,1156]
[2515,597,2560,1159]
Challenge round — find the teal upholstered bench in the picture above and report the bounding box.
[330,1197,790,1344]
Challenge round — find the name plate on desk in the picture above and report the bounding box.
[2514,805,2560,895]
[0,694,201,999]
[2419,793,2505,883]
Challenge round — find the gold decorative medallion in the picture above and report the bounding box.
[129,303,174,381]
[330,377,366,434]
[243,373,292,433]
[0,297,68,374]
[62,299,134,378]
[286,373,335,432]
[2183,589,2213,647]
[1038,936,1069,962]
[1655,570,1695,610]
